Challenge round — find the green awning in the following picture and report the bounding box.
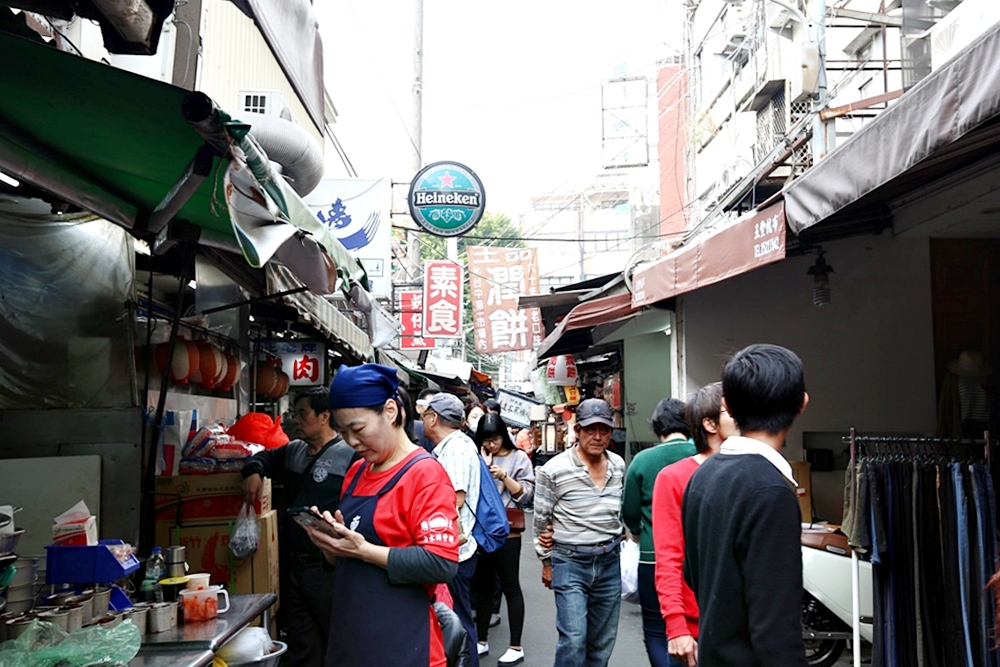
[0,30,367,293]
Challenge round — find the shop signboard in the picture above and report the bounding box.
[422,260,463,339]
[495,389,544,428]
[397,289,435,350]
[466,246,543,353]
[407,161,486,237]
[262,340,326,387]
[631,200,786,308]
[304,178,393,299]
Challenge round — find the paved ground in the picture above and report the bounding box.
[476,512,863,667]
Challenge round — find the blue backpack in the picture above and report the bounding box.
[469,455,510,553]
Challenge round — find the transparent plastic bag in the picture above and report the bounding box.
[620,539,640,604]
[229,501,259,559]
[215,626,273,664]
[0,618,141,666]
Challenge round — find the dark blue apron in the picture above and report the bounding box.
[327,452,435,667]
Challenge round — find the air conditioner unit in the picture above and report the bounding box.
[238,90,294,122]
[766,3,792,31]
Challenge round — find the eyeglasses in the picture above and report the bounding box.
[484,436,503,446]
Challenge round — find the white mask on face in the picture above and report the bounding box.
[467,415,481,433]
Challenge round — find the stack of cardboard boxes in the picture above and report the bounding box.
[154,473,279,613]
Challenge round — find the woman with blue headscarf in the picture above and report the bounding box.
[302,363,460,667]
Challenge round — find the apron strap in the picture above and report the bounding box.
[345,452,434,497]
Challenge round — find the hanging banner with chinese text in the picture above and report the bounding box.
[398,290,436,350]
[262,340,326,387]
[466,246,543,353]
[422,260,464,339]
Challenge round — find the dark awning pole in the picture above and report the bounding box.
[139,241,195,554]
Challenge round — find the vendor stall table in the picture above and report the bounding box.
[129,649,215,667]
[137,593,276,653]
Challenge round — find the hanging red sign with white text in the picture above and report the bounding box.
[422,260,464,339]
[398,290,436,350]
[466,246,543,353]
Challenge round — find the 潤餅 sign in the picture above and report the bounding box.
[466,246,543,353]
[408,162,485,237]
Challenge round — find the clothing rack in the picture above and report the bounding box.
[845,428,991,667]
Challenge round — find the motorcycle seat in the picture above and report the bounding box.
[800,528,852,556]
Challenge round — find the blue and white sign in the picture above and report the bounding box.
[304,178,393,298]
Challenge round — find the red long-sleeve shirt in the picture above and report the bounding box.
[652,456,700,640]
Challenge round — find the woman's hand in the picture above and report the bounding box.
[489,464,506,480]
[302,507,372,562]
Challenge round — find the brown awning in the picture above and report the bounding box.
[535,292,639,359]
[631,201,786,308]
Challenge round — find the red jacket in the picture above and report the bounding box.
[652,456,700,640]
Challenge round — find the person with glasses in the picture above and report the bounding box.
[472,413,534,666]
[241,388,356,667]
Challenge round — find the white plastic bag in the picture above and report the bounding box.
[620,539,640,603]
[216,626,273,664]
[229,501,259,559]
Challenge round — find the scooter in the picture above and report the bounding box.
[801,526,873,667]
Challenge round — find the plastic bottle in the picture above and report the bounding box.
[144,547,166,603]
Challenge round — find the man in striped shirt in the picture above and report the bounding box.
[534,398,626,667]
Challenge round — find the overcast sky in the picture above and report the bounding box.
[315,0,678,223]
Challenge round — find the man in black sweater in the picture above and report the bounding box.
[682,344,809,667]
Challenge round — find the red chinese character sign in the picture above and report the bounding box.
[466,246,543,353]
[423,261,464,339]
[263,341,326,387]
[398,290,436,350]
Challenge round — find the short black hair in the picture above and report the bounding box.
[686,382,722,455]
[648,398,690,439]
[483,399,501,414]
[474,413,515,451]
[417,388,438,401]
[294,388,330,417]
[722,344,805,435]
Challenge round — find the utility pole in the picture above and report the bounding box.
[406,0,424,279]
[809,0,835,160]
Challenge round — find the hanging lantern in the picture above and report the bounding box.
[217,351,240,392]
[154,340,200,384]
[256,364,278,398]
[270,370,290,399]
[192,342,225,389]
[546,355,578,386]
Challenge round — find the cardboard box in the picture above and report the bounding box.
[154,473,271,525]
[155,509,280,609]
[789,461,813,522]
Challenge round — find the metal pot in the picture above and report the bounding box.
[147,601,177,634]
[6,617,34,640]
[67,594,94,622]
[37,608,69,632]
[62,603,84,633]
[83,586,110,618]
[124,605,148,635]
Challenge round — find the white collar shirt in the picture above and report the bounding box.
[719,435,797,485]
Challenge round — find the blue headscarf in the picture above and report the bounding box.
[328,363,399,410]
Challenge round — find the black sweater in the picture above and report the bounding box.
[682,453,807,667]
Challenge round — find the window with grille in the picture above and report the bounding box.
[755,84,787,162]
[244,94,267,115]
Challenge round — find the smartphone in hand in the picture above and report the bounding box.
[287,506,340,537]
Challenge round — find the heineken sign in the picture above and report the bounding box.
[408,161,486,237]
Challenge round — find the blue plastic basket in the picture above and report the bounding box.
[45,540,141,585]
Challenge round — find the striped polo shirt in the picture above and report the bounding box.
[533,445,626,559]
